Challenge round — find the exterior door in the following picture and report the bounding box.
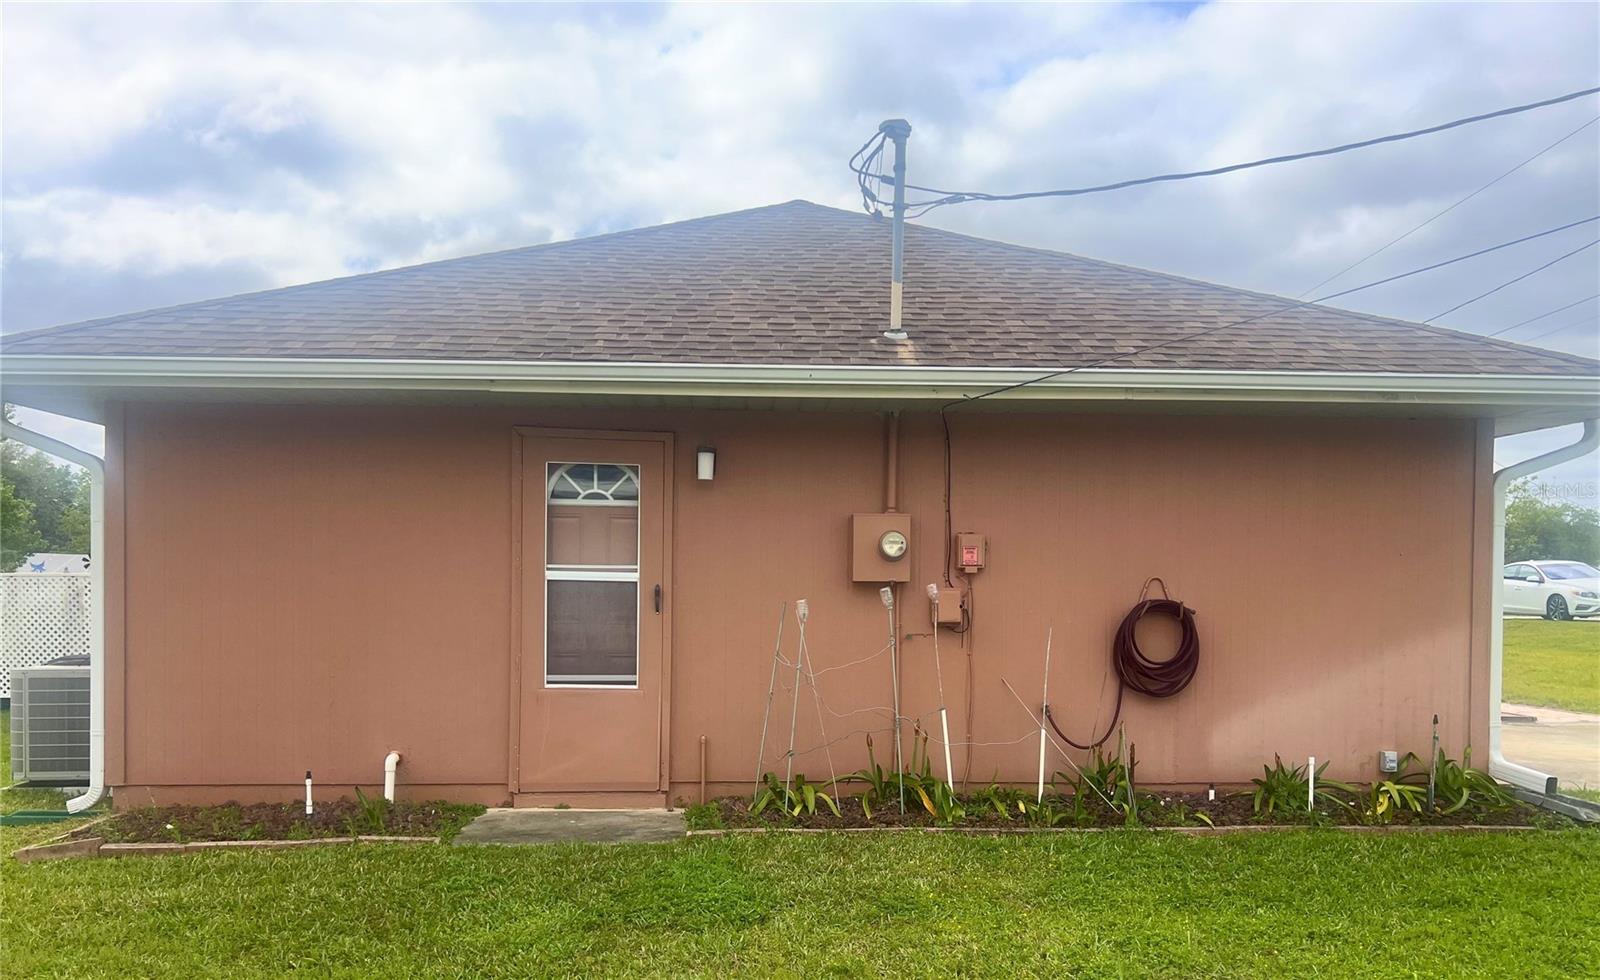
[517,431,671,794]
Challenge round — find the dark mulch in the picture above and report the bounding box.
[69,799,486,844]
[703,789,1550,832]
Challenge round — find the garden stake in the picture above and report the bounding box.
[1037,627,1054,803]
[1429,714,1439,811]
[1308,756,1315,812]
[784,600,808,793]
[752,601,787,803]
[927,584,955,790]
[797,607,837,791]
[882,586,905,813]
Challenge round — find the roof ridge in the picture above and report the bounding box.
[1,200,818,344]
[895,213,1600,372]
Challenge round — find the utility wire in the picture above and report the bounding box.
[1424,238,1599,322]
[944,215,1599,409]
[862,86,1599,215]
[1486,292,1600,336]
[1522,312,1599,343]
[1299,115,1600,297]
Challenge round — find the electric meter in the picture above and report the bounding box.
[878,529,908,561]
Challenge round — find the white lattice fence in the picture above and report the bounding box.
[1,574,93,699]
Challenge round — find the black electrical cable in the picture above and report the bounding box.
[943,214,1598,410]
[1045,579,1200,750]
[885,86,1600,215]
[1299,114,1600,298]
[1486,292,1600,336]
[1425,237,1599,322]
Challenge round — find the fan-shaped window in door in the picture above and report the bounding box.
[547,463,640,504]
[545,461,640,687]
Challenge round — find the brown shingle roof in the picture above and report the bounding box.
[4,200,1595,376]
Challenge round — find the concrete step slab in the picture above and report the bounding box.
[453,808,685,845]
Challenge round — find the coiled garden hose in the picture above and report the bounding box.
[1045,577,1200,750]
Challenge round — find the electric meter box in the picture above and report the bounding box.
[851,513,912,583]
[957,532,987,572]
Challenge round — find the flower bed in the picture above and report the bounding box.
[693,788,1554,832]
[65,798,485,845]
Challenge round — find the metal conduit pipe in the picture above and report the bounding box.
[1489,419,1599,794]
[1,419,106,813]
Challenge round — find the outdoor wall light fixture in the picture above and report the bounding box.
[696,447,716,481]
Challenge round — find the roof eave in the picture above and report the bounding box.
[3,354,1596,429]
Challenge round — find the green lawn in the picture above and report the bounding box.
[2,829,1597,976]
[1503,619,1600,714]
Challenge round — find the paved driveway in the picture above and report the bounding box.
[1501,702,1600,791]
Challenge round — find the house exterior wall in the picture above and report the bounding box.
[104,402,1490,805]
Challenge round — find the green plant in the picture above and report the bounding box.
[1016,796,1073,827]
[1401,748,1515,814]
[345,787,390,836]
[751,772,840,819]
[841,734,897,820]
[1065,744,1142,825]
[1367,779,1426,823]
[1249,755,1356,817]
[681,801,723,831]
[899,729,965,825]
[972,782,1023,822]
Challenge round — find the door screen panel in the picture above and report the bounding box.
[545,462,640,687]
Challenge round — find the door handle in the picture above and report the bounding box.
[654,584,662,614]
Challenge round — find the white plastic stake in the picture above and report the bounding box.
[1037,627,1053,803]
[304,770,313,816]
[1308,756,1316,811]
[927,584,955,789]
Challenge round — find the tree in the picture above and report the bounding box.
[0,403,91,557]
[60,477,92,554]
[1504,478,1600,564]
[1,477,48,570]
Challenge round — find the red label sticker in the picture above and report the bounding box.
[961,546,979,565]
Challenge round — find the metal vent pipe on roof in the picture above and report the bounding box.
[880,118,912,342]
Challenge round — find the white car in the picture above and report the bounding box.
[1502,560,1600,620]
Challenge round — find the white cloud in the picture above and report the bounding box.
[2,1,1596,488]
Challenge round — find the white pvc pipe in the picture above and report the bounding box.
[305,770,313,815]
[1489,419,1598,795]
[1037,628,1053,803]
[1308,756,1315,811]
[2,420,105,814]
[383,751,402,802]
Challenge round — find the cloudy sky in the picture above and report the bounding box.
[3,1,1597,496]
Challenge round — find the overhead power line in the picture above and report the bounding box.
[1299,115,1600,297]
[1522,312,1599,344]
[1424,238,1599,322]
[946,215,1599,409]
[1486,292,1600,337]
[855,85,1600,216]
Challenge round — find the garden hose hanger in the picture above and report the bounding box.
[1046,577,1200,750]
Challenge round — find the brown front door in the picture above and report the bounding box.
[517,430,671,794]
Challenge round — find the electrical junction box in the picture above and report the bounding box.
[957,532,986,572]
[932,587,964,625]
[1378,750,1399,773]
[850,513,912,583]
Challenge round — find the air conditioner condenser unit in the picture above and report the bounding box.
[9,665,91,784]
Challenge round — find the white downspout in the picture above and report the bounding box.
[1489,418,1599,795]
[2,419,106,813]
[383,751,402,802]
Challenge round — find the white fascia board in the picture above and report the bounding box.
[2,355,1597,407]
